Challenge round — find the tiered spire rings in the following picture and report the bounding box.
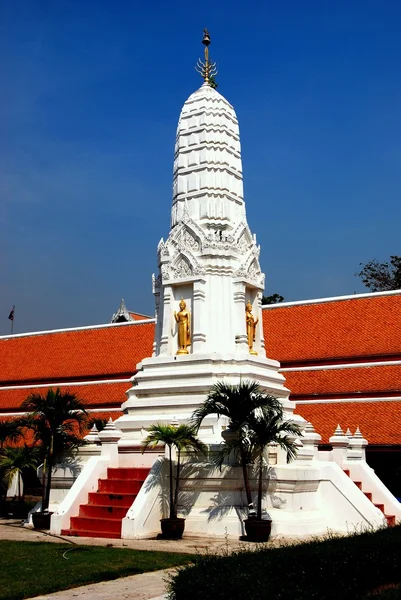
[196,29,218,84]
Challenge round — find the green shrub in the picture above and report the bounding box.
[168,526,401,600]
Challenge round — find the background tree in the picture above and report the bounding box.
[21,388,88,512]
[357,256,401,292]
[262,293,284,305]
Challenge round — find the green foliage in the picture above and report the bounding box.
[208,76,218,89]
[168,525,401,600]
[0,446,39,501]
[191,380,301,518]
[357,255,401,292]
[20,388,88,511]
[0,541,195,600]
[142,423,207,519]
[261,293,284,305]
[0,419,22,449]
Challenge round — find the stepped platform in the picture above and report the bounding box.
[61,467,150,539]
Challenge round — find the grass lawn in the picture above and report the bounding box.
[0,541,196,600]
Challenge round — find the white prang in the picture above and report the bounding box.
[51,79,401,540]
[154,82,264,359]
[118,81,290,444]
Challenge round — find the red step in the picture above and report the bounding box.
[70,515,122,534]
[343,469,395,529]
[87,492,135,507]
[61,467,150,540]
[61,529,121,539]
[107,467,148,479]
[386,515,396,527]
[78,504,127,519]
[98,478,144,494]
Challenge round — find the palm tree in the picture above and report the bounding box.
[0,446,39,502]
[21,388,88,512]
[141,423,207,520]
[190,380,301,518]
[0,419,22,450]
[246,411,301,520]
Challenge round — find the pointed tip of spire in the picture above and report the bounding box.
[202,28,211,47]
[195,29,218,87]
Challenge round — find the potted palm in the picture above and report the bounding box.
[244,409,301,541]
[141,422,206,539]
[21,388,88,529]
[190,380,301,541]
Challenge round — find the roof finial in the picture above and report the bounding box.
[196,29,218,87]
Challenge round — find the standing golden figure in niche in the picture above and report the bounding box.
[245,301,258,355]
[174,299,191,355]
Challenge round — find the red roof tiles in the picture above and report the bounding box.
[284,364,401,398]
[1,322,154,384]
[0,382,131,410]
[263,294,401,364]
[296,401,401,445]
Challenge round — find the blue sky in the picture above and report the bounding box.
[1,0,400,334]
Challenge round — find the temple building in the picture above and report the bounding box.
[1,32,400,537]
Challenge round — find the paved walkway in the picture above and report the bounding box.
[0,519,305,600]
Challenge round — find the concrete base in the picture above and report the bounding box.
[116,352,301,448]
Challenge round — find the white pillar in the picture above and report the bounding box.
[329,424,350,467]
[99,419,122,468]
[159,285,172,355]
[347,427,368,462]
[233,282,247,353]
[192,279,207,352]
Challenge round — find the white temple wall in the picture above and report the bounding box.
[118,458,388,539]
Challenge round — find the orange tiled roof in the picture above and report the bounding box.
[1,322,154,384]
[296,401,401,445]
[284,364,401,398]
[263,294,401,364]
[0,381,131,410]
[128,312,153,321]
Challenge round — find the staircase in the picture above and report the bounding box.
[343,469,396,527]
[61,467,150,539]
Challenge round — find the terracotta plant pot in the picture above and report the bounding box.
[244,518,272,542]
[32,511,53,530]
[160,518,185,539]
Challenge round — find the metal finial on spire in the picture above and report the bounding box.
[195,29,218,86]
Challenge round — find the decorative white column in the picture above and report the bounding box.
[233,283,248,353]
[99,418,122,468]
[329,424,350,467]
[159,285,172,355]
[297,422,322,461]
[84,424,101,446]
[347,427,368,462]
[192,279,207,352]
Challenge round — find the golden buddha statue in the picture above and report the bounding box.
[245,301,258,355]
[174,298,191,355]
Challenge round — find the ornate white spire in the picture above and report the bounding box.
[153,33,264,358]
[171,32,244,230]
